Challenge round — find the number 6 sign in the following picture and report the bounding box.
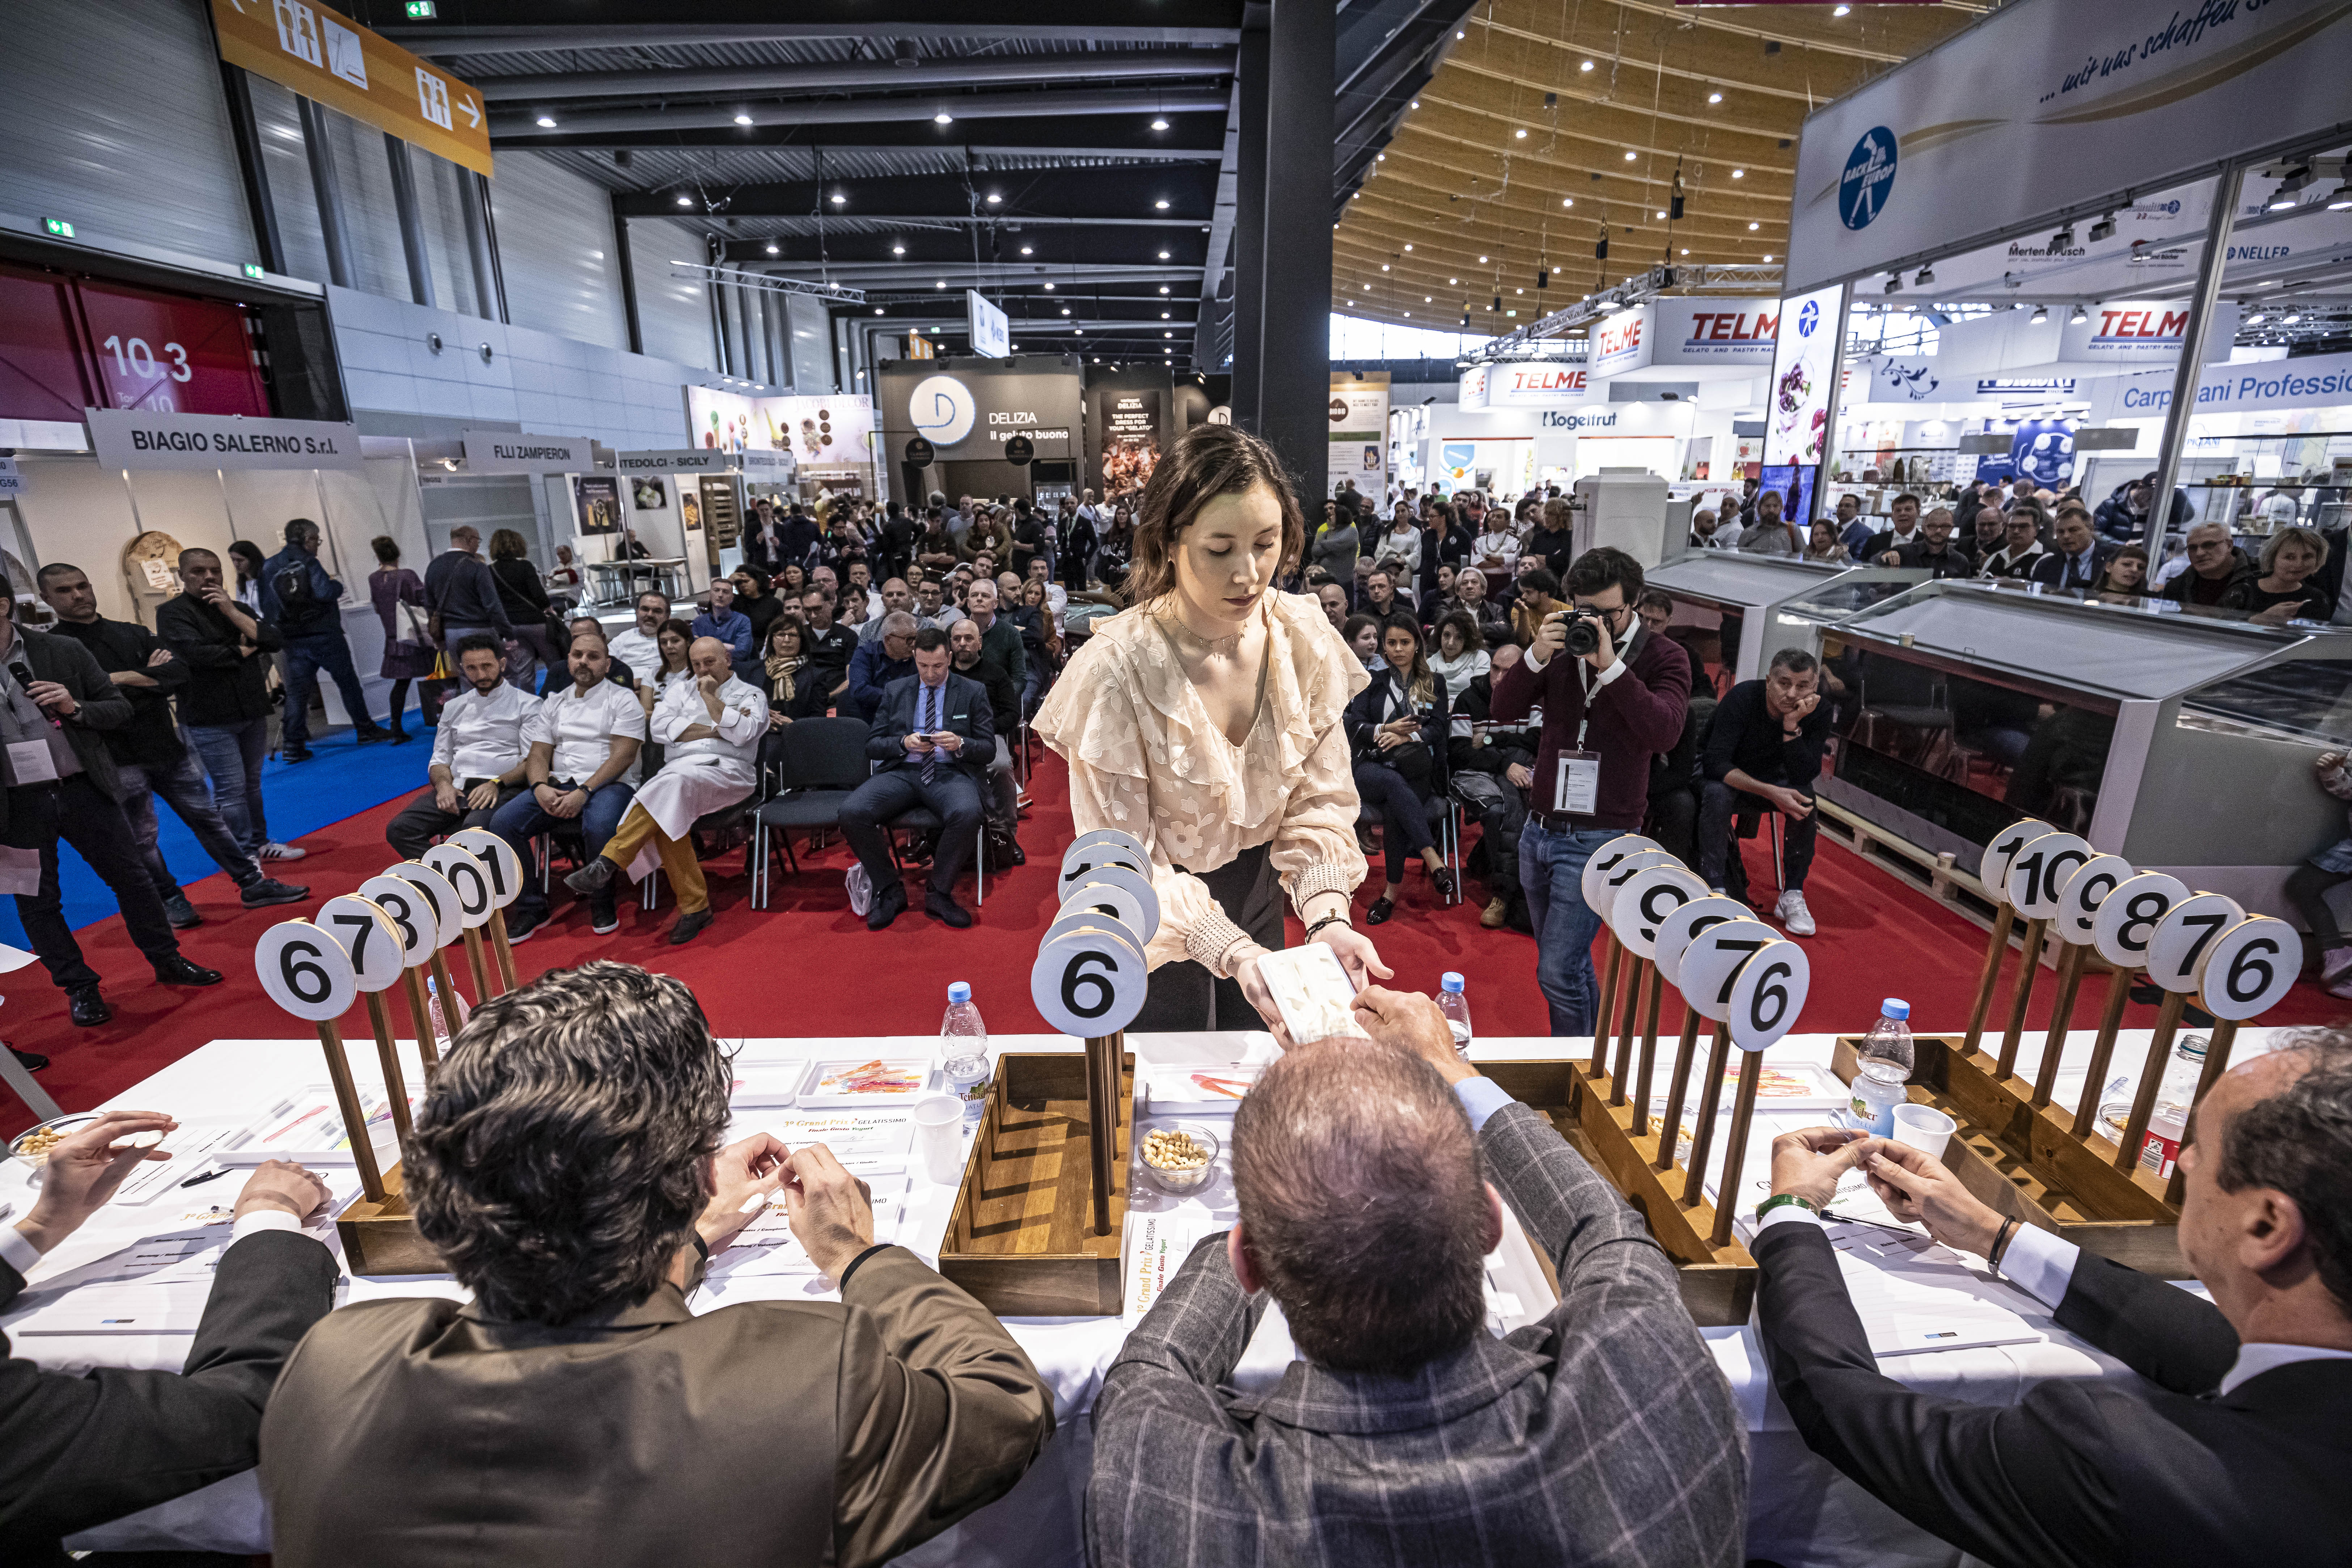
[1031,924,1147,1039]
[2195,915,2300,1021]
[1727,940,1810,1052]
[255,920,357,1022]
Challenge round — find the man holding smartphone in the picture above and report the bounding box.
[1486,548,1690,1035]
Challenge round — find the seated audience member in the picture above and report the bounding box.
[541,614,638,696]
[691,579,756,668]
[963,576,1026,697]
[1636,587,1674,638]
[1087,988,1746,1568]
[1758,1035,2352,1568]
[1449,642,1535,929]
[259,961,1053,1567]
[605,590,669,675]
[1739,488,1802,556]
[847,612,919,722]
[729,569,783,649]
[912,575,953,632]
[1315,580,1350,630]
[1803,520,1851,563]
[1699,648,1828,934]
[949,618,1023,861]
[2221,524,2333,623]
[1361,567,1406,623]
[2161,520,2259,609]
[1340,613,1382,672]
[3,1114,333,1561]
[490,627,646,941]
[1508,567,1565,648]
[386,635,533,861]
[565,637,762,946]
[2028,503,2118,594]
[1472,510,1521,576]
[1346,617,1458,924]
[800,589,857,703]
[859,579,915,643]
[2091,543,2151,600]
[1832,493,1875,558]
[1523,496,1576,575]
[1880,507,1975,578]
[1862,493,1925,560]
[639,618,696,711]
[1977,506,2048,580]
[1692,508,1738,551]
[1969,500,2012,563]
[840,627,992,931]
[1427,610,1489,693]
[758,620,834,744]
[1449,565,1511,647]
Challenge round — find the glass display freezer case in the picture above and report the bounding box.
[1646,552,1924,694]
[1814,580,2352,919]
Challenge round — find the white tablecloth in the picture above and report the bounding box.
[12,1023,2273,1565]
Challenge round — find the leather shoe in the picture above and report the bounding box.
[11,1046,47,1072]
[566,857,617,896]
[1364,896,1396,925]
[280,746,314,764]
[162,892,203,929]
[866,883,909,931]
[925,890,973,929]
[667,908,715,945]
[67,985,110,1027]
[153,956,224,986]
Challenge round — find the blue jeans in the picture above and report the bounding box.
[121,747,262,896]
[490,781,637,916]
[186,717,272,856]
[1520,820,1618,1037]
[283,631,375,748]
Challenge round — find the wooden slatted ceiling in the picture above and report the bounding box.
[1335,0,1991,331]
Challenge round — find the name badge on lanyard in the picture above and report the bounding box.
[1554,750,1601,816]
[5,738,58,786]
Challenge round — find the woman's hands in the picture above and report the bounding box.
[1312,920,1393,993]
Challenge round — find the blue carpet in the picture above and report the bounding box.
[0,726,427,946]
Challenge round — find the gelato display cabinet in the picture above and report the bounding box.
[1645,552,1923,692]
[1814,581,2352,921]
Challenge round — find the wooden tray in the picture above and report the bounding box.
[334,1162,446,1276]
[1831,1034,2184,1276]
[1483,1060,1758,1327]
[937,1052,1133,1316]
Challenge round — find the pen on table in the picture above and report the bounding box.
[179,1164,232,1189]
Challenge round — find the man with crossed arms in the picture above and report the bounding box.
[492,625,646,941]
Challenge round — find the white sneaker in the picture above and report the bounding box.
[1775,889,1816,937]
[259,841,307,861]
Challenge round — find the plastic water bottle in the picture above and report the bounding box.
[425,974,469,1048]
[940,982,992,1130]
[2136,1035,2209,1179]
[1849,998,1914,1136]
[1438,972,1473,1058]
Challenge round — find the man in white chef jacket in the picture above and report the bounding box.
[490,626,648,942]
[564,637,761,946]
[385,635,534,861]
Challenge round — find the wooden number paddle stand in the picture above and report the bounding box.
[1084,1030,1125,1236]
[1959,902,2016,1058]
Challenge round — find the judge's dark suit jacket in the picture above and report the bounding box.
[2027,540,2120,593]
[865,671,994,784]
[0,1230,337,1565]
[258,1245,1051,1568]
[1087,1100,1748,1568]
[1755,1221,2352,1568]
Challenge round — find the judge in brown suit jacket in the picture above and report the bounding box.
[258,960,1053,1567]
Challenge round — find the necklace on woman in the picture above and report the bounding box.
[1154,600,1246,659]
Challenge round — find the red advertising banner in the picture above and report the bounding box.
[0,265,270,426]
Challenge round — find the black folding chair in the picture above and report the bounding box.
[751,718,870,908]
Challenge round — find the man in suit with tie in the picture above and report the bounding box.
[2028,503,2119,595]
[1756,1035,2352,1568]
[839,626,993,930]
[1087,987,1748,1568]
[259,960,1053,1568]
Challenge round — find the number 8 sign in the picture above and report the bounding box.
[1727,939,1810,1052]
[255,920,357,1023]
[2195,916,2301,1021]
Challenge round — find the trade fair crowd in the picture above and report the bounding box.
[5,964,2346,1565]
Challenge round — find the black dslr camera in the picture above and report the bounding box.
[1552,607,1606,658]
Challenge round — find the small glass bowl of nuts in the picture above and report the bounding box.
[1140,1122,1221,1195]
[9,1113,99,1174]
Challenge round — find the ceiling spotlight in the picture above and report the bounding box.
[675,193,693,207]
[1062,307,1071,316]
[1158,284,1170,294]
[1154,198,1169,210]
[1403,243,1413,252]
[935,280,946,288]
[1044,282,1055,290]
[1411,99,1419,108]
[1381,263,1390,271]
[1731,169,1745,179]
[2247,313,2268,325]
[1581,59,1595,72]
[2267,193,2299,212]
[2070,304,2089,324]
[2089,210,2118,241]
[1479,254,1488,263]
[1019,245,1032,255]
[1157,249,1170,259]
[1655,210,1666,220]
[1561,197,1574,208]
[1456,28,1465,38]
[1516,287,1523,295]
[1624,150,1637,161]
[2324,180,2352,210]
[892,244,906,255]
[1150,118,1169,131]
[2052,223,2074,248]
[1915,263,1934,285]
[831,193,847,205]
[1424,295,1433,303]
[1709,93,1723,104]
[1680,248,1689,256]
[1763,254,1773,262]
[985,193,1001,204]
[534,115,558,128]
[733,113,753,125]
[1164,331,1173,338]
[2030,304,2049,322]
[873,307,884,315]
[1748,221,1760,231]
[1449,276,1459,284]
[1884,272,1903,295]
[765,243,779,255]
[1833,3,1850,15]
[933,111,953,125]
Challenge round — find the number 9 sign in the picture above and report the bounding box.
[1612,865,1707,958]
[422,842,497,929]
[1979,818,2057,908]
[1727,939,1810,1052]
[2091,871,2189,970]
[1031,925,1147,1038]
[1677,918,1780,1023]
[254,920,357,1023]
[2057,854,2133,945]
[2195,915,2301,1021]
[2144,892,2246,994]
[315,896,404,994]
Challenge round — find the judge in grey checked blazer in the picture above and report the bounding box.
[1087,988,1746,1567]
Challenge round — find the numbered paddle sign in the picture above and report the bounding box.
[1979,819,2057,908]
[1727,939,1810,1052]
[1031,924,1147,1038]
[254,920,357,1023]
[1612,865,1707,959]
[2194,915,2302,1022]
[2091,871,2190,971]
[1579,834,1661,909]
[356,876,439,968]
[1677,918,1782,1024]
[2004,832,2093,920]
[1591,849,1680,926]
[1653,896,1751,988]
[447,828,525,911]
[2144,893,2247,995]
[314,896,405,994]
[422,843,497,930]
[1058,829,1150,903]
[1059,864,1161,946]
[382,861,463,948]
[2057,854,2133,945]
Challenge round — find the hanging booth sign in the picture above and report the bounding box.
[85,408,364,471]
[878,363,1082,464]
[904,436,936,466]
[1761,287,1843,467]
[460,431,591,474]
[210,0,492,177]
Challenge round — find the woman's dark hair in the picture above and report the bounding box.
[1381,613,1434,705]
[1436,608,1483,656]
[1340,612,1379,650]
[655,617,695,672]
[488,527,530,562]
[766,618,803,656]
[227,540,265,584]
[407,961,731,1324]
[1121,423,1306,606]
[370,534,401,566]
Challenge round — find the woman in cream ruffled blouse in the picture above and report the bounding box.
[1035,424,1391,1033]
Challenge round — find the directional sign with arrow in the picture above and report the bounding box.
[212,0,494,177]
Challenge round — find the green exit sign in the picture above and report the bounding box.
[42,217,74,239]
[405,1,436,16]
[242,263,266,280]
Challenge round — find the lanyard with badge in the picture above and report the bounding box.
[0,660,58,788]
[1552,613,1631,817]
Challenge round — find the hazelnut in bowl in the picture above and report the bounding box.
[1140,1123,1220,1195]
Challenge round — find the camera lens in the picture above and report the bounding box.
[1563,614,1600,657]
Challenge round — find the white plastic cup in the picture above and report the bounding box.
[1890,1102,1957,1161]
[912,1094,967,1187]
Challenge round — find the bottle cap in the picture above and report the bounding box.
[947,982,971,1004]
[1441,972,1465,993]
[1881,998,1910,1019]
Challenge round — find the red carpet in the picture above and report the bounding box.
[8,755,2345,1120]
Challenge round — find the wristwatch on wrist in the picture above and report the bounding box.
[1755,1193,1820,1223]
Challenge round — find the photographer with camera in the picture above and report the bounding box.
[1486,548,1692,1036]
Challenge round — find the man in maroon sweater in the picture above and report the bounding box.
[1487,546,1691,1035]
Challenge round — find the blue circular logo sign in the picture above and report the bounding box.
[1840,127,1898,231]
[1797,300,1820,339]
[909,375,976,448]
